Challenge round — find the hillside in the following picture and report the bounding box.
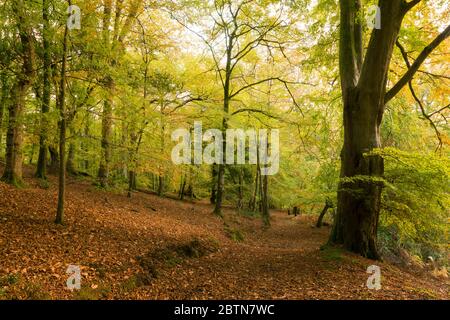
[0,166,448,300]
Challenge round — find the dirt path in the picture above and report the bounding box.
[0,168,448,300]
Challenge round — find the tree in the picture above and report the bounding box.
[97,0,142,188]
[1,0,36,185]
[330,0,449,259]
[174,0,298,215]
[35,0,53,180]
[55,1,70,225]
[0,72,8,149]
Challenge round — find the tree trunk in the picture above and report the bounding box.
[48,145,59,173]
[210,163,218,204]
[97,1,114,188]
[214,161,225,215]
[66,135,77,175]
[158,175,164,197]
[55,15,69,225]
[29,143,36,164]
[2,0,36,185]
[36,0,52,180]
[237,167,244,210]
[213,42,232,216]
[330,0,409,259]
[330,92,385,259]
[261,172,269,226]
[98,82,113,187]
[127,170,137,198]
[179,171,186,200]
[0,73,8,153]
[80,118,90,172]
[316,199,334,228]
[249,163,259,211]
[2,81,28,185]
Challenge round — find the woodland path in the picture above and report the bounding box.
[0,165,448,300]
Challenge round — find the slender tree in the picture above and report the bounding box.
[0,72,8,150]
[55,3,70,225]
[36,0,53,179]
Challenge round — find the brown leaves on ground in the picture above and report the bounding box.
[0,166,448,300]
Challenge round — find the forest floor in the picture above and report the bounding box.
[0,165,448,300]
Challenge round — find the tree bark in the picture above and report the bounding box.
[179,171,186,200]
[48,145,59,173]
[237,167,244,210]
[36,0,52,180]
[249,162,259,211]
[98,79,113,187]
[261,172,270,227]
[97,1,141,188]
[316,199,334,228]
[0,73,8,152]
[55,8,69,225]
[2,82,27,185]
[1,0,36,185]
[210,163,218,204]
[158,175,164,197]
[66,131,77,175]
[330,0,408,259]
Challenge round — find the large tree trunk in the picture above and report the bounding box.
[1,0,36,185]
[330,0,408,259]
[2,82,28,185]
[330,91,385,259]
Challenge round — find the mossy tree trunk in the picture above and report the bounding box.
[1,0,36,186]
[331,0,449,259]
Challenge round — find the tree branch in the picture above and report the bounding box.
[338,0,359,91]
[231,108,280,120]
[395,40,443,151]
[402,0,422,13]
[385,24,450,103]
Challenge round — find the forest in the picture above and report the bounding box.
[0,0,448,301]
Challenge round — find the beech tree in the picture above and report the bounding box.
[1,0,36,185]
[35,0,53,180]
[330,0,449,259]
[97,0,142,188]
